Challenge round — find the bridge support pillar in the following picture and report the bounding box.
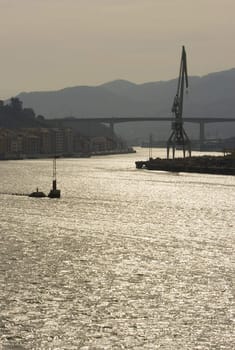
[110,121,114,137]
[199,121,205,151]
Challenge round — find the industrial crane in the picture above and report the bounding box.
[167,46,191,159]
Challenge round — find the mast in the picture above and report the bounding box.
[167,46,191,159]
[52,156,57,191]
[48,156,61,198]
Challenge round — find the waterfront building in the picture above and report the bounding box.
[73,132,90,154]
[0,126,121,159]
[63,128,73,154]
[51,128,65,155]
[22,134,40,155]
[39,128,52,154]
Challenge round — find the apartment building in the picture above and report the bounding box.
[0,127,117,159]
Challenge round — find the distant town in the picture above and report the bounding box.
[0,98,131,160]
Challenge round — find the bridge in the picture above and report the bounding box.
[52,116,235,148]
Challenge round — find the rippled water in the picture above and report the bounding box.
[0,148,234,349]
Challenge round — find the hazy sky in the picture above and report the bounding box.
[0,0,235,98]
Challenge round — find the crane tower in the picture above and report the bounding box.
[167,46,191,159]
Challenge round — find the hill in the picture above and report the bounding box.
[14,68,235,142]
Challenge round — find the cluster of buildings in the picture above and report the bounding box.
[0,128,118,159]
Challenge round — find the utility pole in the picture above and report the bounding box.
[167,46,191,159]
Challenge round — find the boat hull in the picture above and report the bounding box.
[48,189,61,198]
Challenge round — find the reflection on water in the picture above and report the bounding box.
[0,148,234,349]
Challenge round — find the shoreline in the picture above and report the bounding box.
[0,148,136,161]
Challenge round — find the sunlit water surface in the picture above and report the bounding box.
[0,148,234,349]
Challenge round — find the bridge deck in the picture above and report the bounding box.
[52,117,235,124]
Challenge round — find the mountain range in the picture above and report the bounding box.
[15,68,235,141]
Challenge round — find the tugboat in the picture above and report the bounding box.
[29,187,46,198]
[48,157,61,198]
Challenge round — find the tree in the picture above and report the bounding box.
[10,97,23,112]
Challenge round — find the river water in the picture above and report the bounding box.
[0,148,234,350]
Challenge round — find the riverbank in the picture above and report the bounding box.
[0,148,136,161]
[91,148,136,156]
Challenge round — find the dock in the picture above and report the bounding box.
[135,155,235,176]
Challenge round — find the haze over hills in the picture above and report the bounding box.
[16,68,235,118]
[15,68,235,142]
